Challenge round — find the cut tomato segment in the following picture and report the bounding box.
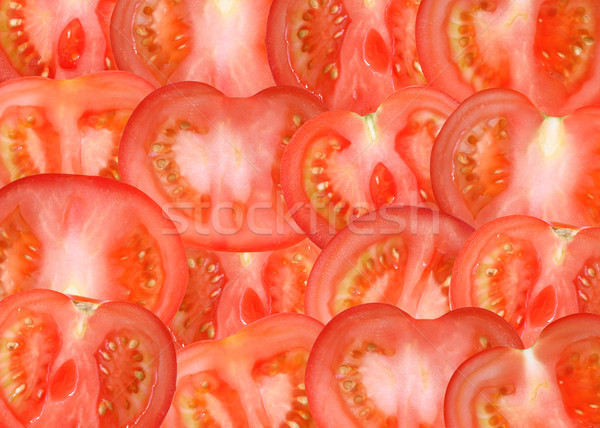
[170,239,320,346]
[111,0,275,96]
[431,88,600,228]
[445,313,600,427]
[306,303,523,427]
[0,0,117,80]
[448,215,600,347]
[0,289,176,427]
[0,174,188,324]
[282,86,457,247]
[163,313,323,427]
[119,82,326,252]
[267,0,426,114]
[305,206,474,324]
[0,72,154,187]
[416,0,600,116]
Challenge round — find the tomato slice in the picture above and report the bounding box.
[416,0,600,116]
[281,86,458,247]
[306,303,523,427]
[119,82,327,252]
[267,0,426,114]
[305,206,474,324]
[0,0,117,80]
[431,88,600,228]
[0,289,176,427]
[162,313,323,426]
[451,214,600,347]
[169,239,321,346]
[445,313,600,427]
[0,174,188,324]
[110,0,275,96]
[0,72,154,186]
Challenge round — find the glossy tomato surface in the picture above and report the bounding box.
[119,82,327,252]
[306,303,523,427]
[431,88,600,229]
[416,0,600,116]
[282,86,458,247]
[305,206,474,323]
[0,289,176,427]
[0,174,188,324]
[0,72,154,186]
[111,0,275,96]
[0,0,117,80]
[169,239,320,346]
[267,0,426,114]
[445,313,600,427]
[163,313,323,427]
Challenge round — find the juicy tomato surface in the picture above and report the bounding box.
[445,313,600,427]
[451,215,600,347]
[305,206,474,324]
[0,71,154,186]
[306,303,523,427]
[111,0,275,96]
[431,88,600,229]
[267,0,426,114]
[0,174,188,324]
[281,86,458,247]
[163,312,323,427]
[169,239,320,346]
[0,289,176,427]
[416,0,600,117]
[119,82,326,252]
[0,0,117,80]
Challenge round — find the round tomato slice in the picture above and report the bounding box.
[162,312,323,427]
[0,289,176,427]
[118,82,326,252]
[451,215,600,347]
[445,313,600,427]
[0,71,154,186]
[267,0,426,114]
[0,0,117,80]
[431,88,600,229]
[305,206,474,324]
[0,174,187,324]
[111,0,275,96]
[169,239,321,347]
[416,0,600,117]
[281,86,458,247]
[305,303,523,427]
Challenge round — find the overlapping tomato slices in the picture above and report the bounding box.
[306,303,523,427]
[111,0,275,96]
[169,239,320,346]
[431,88,600,229]
[445,313,600,427]
[0,174,187,324]
[118,82,326,252]
[163,313,323,427]
[282,86,458,247]
[0,72,154,186]
[267,0,426,114]
[305,206,474,323]
[0,0,118,80]
[0,289,176,427]
[416,0,600,116]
